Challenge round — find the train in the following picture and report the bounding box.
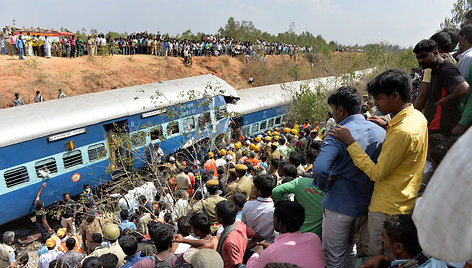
[0,70,371,225]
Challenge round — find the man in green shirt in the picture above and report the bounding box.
[272,177,324,237]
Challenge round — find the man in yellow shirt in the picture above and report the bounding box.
[330,69,428,256]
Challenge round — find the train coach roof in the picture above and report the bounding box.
[0,74,238,147]
[226,75,341,116]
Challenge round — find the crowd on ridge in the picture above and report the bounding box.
[2,11,472,268]
[1,29,314,62]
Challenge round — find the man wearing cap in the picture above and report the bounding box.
[174,167,191,200]
[234,164,253,201]
[183,248,224,268]
[57,227,82,253]
[205,152,218,177]
[215,150,227,168]
[190,179,226,235]
[263,136,272,156]
[80,213,102,254]
[38,236,64,268]
[0,231,16,268]
[165,156,178,178]
[89,224,126,267]
[234,142,243,163]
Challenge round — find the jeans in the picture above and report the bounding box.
[18,47,23,59]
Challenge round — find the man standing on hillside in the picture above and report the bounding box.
[44,36,52,58]
[16,34,24,60]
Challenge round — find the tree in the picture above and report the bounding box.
[441,0,472,28]
[282,83,331,124]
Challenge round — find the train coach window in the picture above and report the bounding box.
[4,166,29,188]
[88,143,107,161]
[183,117,196,131]
[242,126,250,137]
[35,158,58,178]
[260,121,267,131]
[63,150,83,169]
[275,116,282,125]
[251,123,259,134]
[198,112,212,129]
[167,121,180,136]
[150,125,164,141]
[216,107,227,120]
[268,118,275,128]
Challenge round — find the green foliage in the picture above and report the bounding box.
[441,0,472,28]
[284,83,331,124]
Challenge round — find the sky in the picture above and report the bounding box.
[1,0,457,48]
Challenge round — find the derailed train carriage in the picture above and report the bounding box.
[0,69,370,225]
[0,75,242,225]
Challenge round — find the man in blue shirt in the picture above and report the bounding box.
[313,86,385,268]
[16,34,24,60]
[118,210,136,233]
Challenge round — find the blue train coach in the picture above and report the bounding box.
[0,74,238,225]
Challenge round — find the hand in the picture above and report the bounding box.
[56,214,61,220]
[48,228,53,233]
[328,175,341,189]
[41,183,46,188]
[451,124,468,136]
[359,254,392,268]
[254,245,264,254]
[174,234,184,243]
[435,97,449,106]
[329,125,356,146]
[257,240,272,249]
[367,116,387,129]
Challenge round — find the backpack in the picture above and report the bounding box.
[149,253,175,268]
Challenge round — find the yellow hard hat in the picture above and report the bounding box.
[267,131,272,136]
[255,137,262,142]
[235,142,241,149]
[265,136,272,141]
[57,228,67,239]
[249,144,256,150]
[291,129,298,135]
[274,135,280,140]
[254,146,260,152]
[273,131,279,136]
[284,128,290,133]
[208,152,214,158]
[220,149,226,155]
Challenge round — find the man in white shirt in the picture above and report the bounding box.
[38,236,64,268]
[241,174,276,243]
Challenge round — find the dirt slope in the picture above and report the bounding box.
[0,52,367,108]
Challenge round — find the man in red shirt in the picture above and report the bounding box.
[215,200,263,268]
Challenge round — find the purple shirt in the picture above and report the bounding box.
[246,231,324,268]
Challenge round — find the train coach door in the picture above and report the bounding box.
[104,120,131,171]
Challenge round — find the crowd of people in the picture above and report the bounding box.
[2,11,472,268]
[1,28,313,62]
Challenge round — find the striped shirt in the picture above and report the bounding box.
[458,47,472,78]
[241,197,275,243]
